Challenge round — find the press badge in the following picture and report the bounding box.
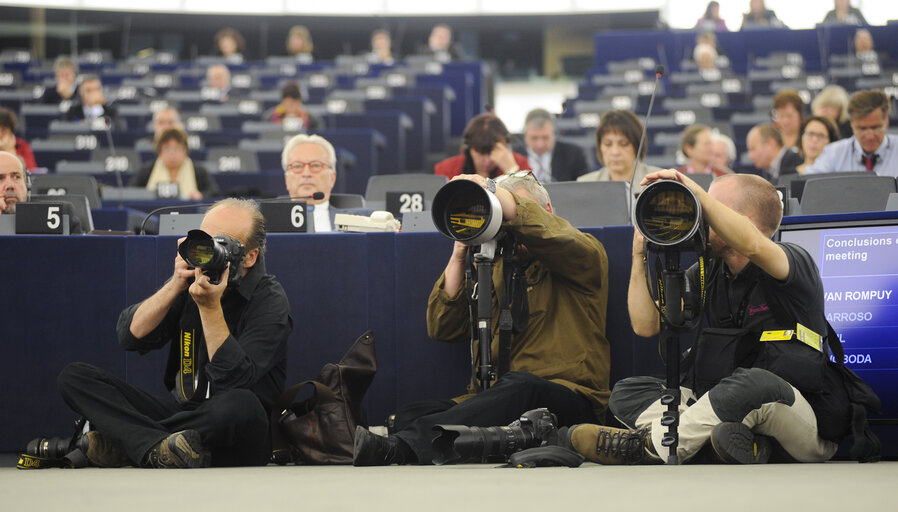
[759,324,822,352]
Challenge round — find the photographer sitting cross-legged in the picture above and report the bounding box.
[353,172,611,465]
[567,171,851,465]
[57,198,292,468]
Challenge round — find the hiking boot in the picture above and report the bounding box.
[145,430,210,469]
[352,426,410,466]
[79,431,131,468]
[710,422,771,464]
[568,424,653,465]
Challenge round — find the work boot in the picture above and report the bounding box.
[144,430,210,469]
[568,424,653,465]
[352,426,411,466]
[710,422,771,464]
[79,431,131,468]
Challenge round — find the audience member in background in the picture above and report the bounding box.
[152,107,183,139]
[709,132,737,171]
[435,114,530,180]
[131,128,219,200]
[694,43,719,71]
[740,0,785,29]
[206,65,233,102]
[269,82,317,131]
[677,124,730,177]
[281,134,371,232]
[854,29,876,61]
[811,85,852,139]
[796,116,840,175]
[423,24,464,62]
[0,107,37,170]
[215,28,245,62]
[514,108,588,182]
[577,110,663,197]
[41,56,78,106]
[746,123,802,182]
[368,29,395,65]
[695,1,728,32]
[63,74,119,127]
[822,0,868,26]
[772,89,805,150]
[286,25,314,59]
[0,152,27,214]
[809,89,897,177]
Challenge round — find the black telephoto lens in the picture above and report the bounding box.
[26,436,72,459]
[431,408,557,465]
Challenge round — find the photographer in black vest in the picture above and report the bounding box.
[567,171,852,465]
[57,198,292,468]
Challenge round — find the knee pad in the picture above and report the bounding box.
[708,368,795,422]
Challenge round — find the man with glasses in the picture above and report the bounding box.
[353,172,611,465]
[281,134,370,232]
[808,89,897,176]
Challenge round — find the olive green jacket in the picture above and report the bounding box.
[426,194,611,421]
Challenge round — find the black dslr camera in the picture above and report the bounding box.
[178,229,246,286]
[431,408,558,465]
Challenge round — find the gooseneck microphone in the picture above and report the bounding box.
[628,65,665,205]
[99,115,125,209]
[138,192,326,235]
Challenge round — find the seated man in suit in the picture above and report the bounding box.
[746,123,802,182]
[514,108,588,182]
[64,75,119,128]
[0,151,27,214]
[807,89,898,177]
[206,65,235,103]
[281,134,371,232]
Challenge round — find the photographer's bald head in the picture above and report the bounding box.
[0,151,27,214]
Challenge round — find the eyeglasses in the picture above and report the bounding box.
[802,131,830,141]
[495,169,538,184]
[284,160,331,174]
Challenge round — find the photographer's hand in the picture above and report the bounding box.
[129,238,193,339]
[190,265,230,360]
[442,241,468,298]
[627,226,660,337]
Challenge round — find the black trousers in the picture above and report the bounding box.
[393,371,598,464]
[57,362,270,467]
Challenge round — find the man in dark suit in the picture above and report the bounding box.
[515,109,588,182]
[746,123,802,182]
[281,133,371,232]
[63,74,120,129]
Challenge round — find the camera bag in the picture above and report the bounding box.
[270,330,376,465]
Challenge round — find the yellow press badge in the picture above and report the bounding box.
[759,324,822,352]
[795,323,823,352]
[759,330,794,341]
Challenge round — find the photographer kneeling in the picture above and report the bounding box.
[568,171,850,465]
[353,172,611,465]
[57,198,292,468]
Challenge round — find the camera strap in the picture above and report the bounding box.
[174,303,209,405]
[498,236,529,379]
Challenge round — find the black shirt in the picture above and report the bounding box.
[686,242,826,337]
[117,258,292,411]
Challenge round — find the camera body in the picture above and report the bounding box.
[178,229,246,285]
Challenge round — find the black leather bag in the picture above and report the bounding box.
[270,330,376,465]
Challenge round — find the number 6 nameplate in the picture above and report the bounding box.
[261,200,310,233]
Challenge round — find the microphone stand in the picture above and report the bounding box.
[99,114,124,209]
[628,65,664,210]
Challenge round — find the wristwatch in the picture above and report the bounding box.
[485,178,497,194]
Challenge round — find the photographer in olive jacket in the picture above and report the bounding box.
[354,172,611,466]
[568,171,850,465]
[57,198,292,468]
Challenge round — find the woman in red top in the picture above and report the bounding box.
[434,113,529,179]
[0,107,37,170]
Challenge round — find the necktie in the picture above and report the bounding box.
[864,156,874,171]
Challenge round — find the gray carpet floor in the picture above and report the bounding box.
[2,458,895,511]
